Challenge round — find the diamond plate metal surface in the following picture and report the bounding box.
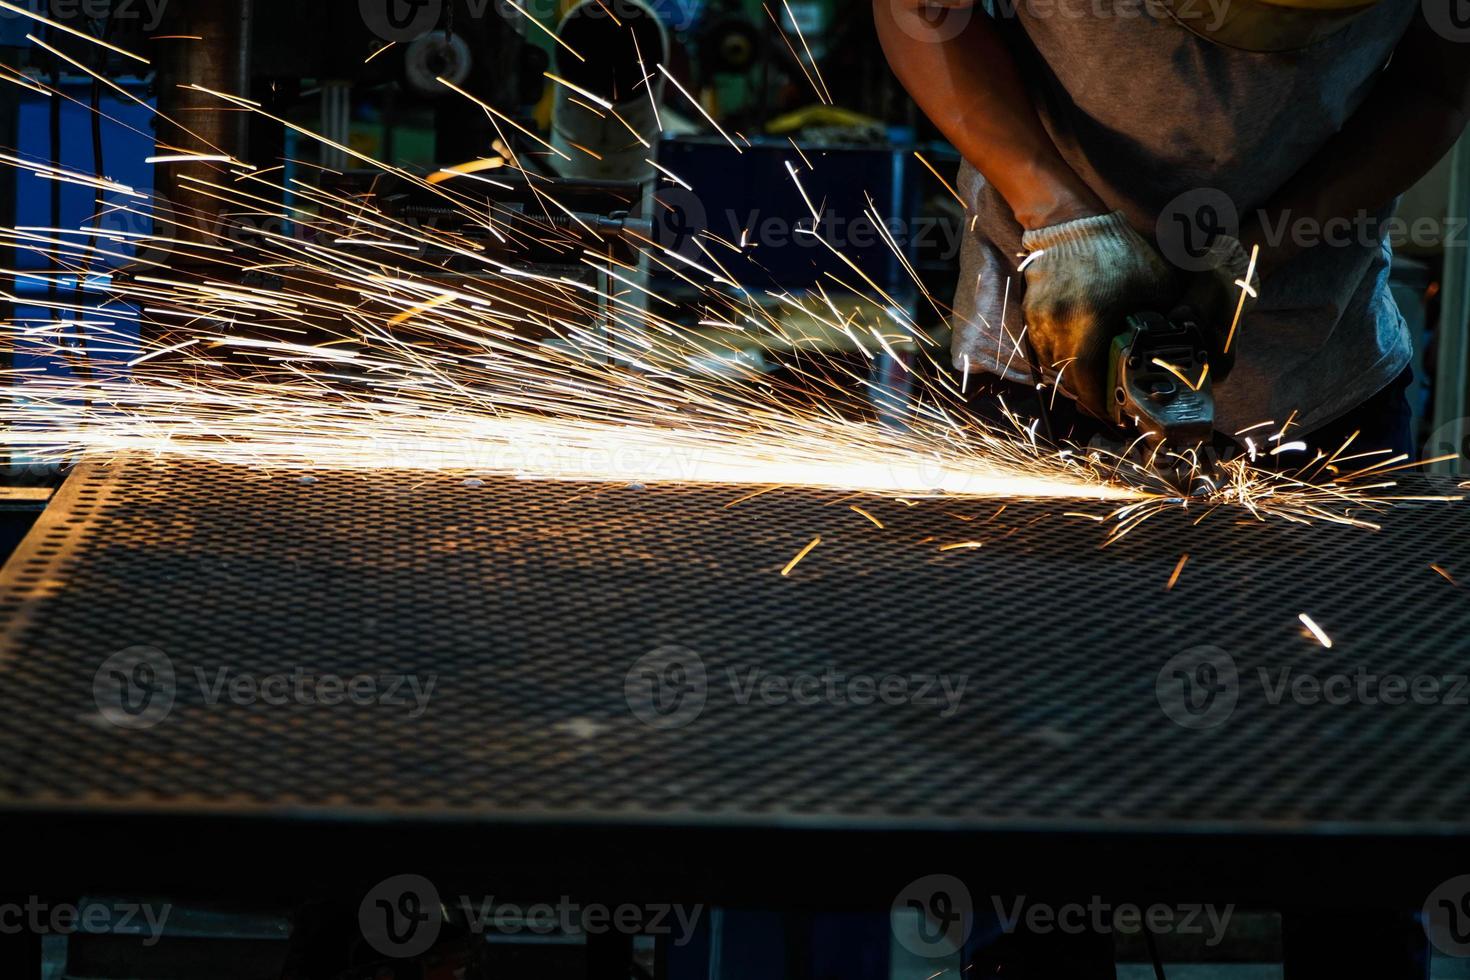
[0,456,1467,831]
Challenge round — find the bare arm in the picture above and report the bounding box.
[872,0,1103,230]
[1244,13,1470,274]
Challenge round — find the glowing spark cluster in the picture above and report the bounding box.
[0,18,1456,555]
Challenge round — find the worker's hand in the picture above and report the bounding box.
[1175,235,1259,382]
[1020,211,1175,418]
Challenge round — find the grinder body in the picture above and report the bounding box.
[1105,310,1216,452]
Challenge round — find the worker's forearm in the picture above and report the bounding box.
[873,1,1103,230]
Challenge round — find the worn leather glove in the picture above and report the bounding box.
[1020,211,1176,418]
[1176,234,1259,382]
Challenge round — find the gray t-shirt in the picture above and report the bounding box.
[952,0,1419,436]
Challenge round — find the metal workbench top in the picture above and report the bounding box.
[0,456,1467,902]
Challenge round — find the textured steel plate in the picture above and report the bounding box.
[0,456,1467,832]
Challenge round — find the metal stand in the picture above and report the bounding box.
[1432,135,1470,472]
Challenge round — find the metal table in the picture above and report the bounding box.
[1,456,1468,935]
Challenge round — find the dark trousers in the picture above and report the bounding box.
[1296,367,1415,459]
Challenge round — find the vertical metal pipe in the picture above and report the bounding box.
[151,0,253,247]
[1433,136,1470,474]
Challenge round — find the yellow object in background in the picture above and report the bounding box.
[426,157,507,184]
[765,105,881,136]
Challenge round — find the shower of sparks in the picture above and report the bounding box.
[781,536,822,576]
[1298,612,1333,649]
[0,28,1456,547]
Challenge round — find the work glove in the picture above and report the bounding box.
[1020,211,1176,418]
[1175,234,1259,382]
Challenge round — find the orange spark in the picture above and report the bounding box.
[781,536,822,576]
[1165,554,1189,591]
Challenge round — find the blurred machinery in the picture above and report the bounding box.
[548,0,668,182]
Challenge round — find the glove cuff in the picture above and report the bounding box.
[1020,210,1139,257]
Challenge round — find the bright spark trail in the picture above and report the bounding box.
[0,26,1457,539]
